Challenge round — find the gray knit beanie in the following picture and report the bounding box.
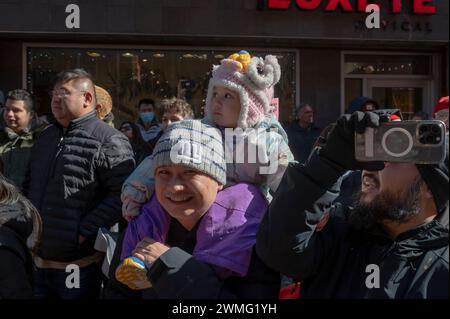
[152,120,226,185]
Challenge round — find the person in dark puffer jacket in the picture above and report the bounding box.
[23,69,135,299]
[0,174,42,299]
[257,111,448,299]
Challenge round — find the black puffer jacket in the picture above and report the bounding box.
[257,151,449,299]
[0,203,34,299]
[24,111,135,262]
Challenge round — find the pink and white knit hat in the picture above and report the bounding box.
[205,51,281,129]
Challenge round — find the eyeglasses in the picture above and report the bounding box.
[49,89,87,98]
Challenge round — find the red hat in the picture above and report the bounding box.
[390,114,401,122]
[434,96,449,115]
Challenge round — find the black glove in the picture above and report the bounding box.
[318,111,385,171]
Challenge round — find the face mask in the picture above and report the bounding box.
[140,111,155,124]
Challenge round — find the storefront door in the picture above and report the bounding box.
[367,79,432,118]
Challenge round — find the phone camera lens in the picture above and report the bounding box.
[425,135,435,144]
[431,125,441,135]
[419,125,428,134]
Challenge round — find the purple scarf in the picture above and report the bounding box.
[121,183,267,277]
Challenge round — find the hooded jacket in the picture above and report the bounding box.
[257,150,449,299]
[106,183,280,299]
[122,183,268,277]
[347,96,379,114]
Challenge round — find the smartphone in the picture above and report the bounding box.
[355,120,446,164]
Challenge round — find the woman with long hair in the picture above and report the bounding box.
[119,121,152,166]
[0,174,42,298]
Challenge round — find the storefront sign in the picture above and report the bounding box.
[355,20,432,32]
[265,0,437,14]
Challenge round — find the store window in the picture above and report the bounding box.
[342,53,435,118]
[344,55,431,76]
[26,47,296,125]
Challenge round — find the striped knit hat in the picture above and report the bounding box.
[205,51,281,129]
[152,120,226,185]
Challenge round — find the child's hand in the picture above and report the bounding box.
[132,237,170,268]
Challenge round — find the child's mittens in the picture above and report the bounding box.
[115,256,152,290]
[121,155,156,203]
[121,182,150,204]
[122,197,144,221]
[121,156,156,219]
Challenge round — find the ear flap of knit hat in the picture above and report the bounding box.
[247,55,281,90]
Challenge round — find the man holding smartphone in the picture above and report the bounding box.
[256,111,448,299]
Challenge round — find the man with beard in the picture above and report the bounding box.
[256,111,449,299]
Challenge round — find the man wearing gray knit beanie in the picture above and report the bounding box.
[149,120,227,231]
[112,119,279,297]
[152,119,226,186]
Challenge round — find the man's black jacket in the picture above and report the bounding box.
[285,122,321,163]
[256,151,449,299]
[24,111,135,262]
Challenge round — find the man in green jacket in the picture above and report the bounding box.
[0,89,47,190]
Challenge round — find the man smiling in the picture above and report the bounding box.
[257,111,449,299]
[112,120,280,298]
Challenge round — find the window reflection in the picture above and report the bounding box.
[344,55,431,75]
[27,48,296,125]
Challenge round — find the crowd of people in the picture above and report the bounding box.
[0,50,448,299]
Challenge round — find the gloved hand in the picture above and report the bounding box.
[318,111,385,171]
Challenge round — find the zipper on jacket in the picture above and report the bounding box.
[49,135,65,179]
[38,132,66,209]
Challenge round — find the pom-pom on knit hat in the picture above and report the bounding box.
[205,50,281,129]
